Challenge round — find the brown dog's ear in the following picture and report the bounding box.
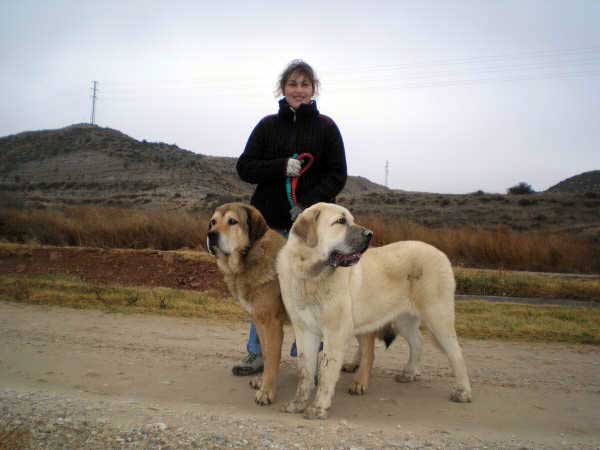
[292,208,320,247]
[245,205,268,244]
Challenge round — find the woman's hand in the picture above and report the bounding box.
[286,158,302,177]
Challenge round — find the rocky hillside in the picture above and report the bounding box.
[0,124,387,210]
[547,170,600,194]
[3,124,599,242]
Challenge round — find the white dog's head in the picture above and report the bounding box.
[207,203,268,257]
[289,203,373,268]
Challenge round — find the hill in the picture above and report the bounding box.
[1,125,599,242]
[546,170,600,194]
[0,124,388,210]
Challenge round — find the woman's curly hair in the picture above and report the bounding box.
[275,59,320,97]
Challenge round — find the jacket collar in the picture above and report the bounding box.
[278,98,319,122]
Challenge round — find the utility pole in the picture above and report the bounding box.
[90,81,98,125]
[384,160,389,188]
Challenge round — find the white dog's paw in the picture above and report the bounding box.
[249,377,262,390]
[280,400,307,414]
[341,362,359,373]
[255,388,274,406]
[450,387,472,403]
[394,370,420,383]
[348,380,368,395]
[303,404,328,420]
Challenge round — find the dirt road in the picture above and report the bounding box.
[1,302,599,449]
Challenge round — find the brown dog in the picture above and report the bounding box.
[207,203,287,405]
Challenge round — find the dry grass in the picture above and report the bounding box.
[2,274,599,345]
[358,214,598,273]
[1,205,598,272]
[455,268,600,301]
[455,301,600,345]
[0,206,210,250]
[0,275,244,321]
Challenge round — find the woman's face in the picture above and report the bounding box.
[283,72,314,109]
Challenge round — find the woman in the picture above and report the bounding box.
[233,59,347,376]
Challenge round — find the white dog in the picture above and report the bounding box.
[276,203,472,419]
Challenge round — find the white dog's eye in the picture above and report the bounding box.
[228,218,238,225]
[209,219,216,228]
[336,217,346,225]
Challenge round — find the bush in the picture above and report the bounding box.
[518,198,537,206]
[0,206,209,250]
[358,214,598,273]
[507,182,534,195]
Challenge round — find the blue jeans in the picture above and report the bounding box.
[246,322,262,355]
[247,323,299,357]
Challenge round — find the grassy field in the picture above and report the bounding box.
[1,241,599,302]
[0,274,244,321]
[2,205,599,273]
[455,267,600,301]
[2,274,599,345]
[359,214,598,273]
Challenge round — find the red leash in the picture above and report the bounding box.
[286,153,314,207]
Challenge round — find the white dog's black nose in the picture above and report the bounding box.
[361,228,373,251]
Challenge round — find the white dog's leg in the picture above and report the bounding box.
[304,329,350,419]
[281,328,320,414]
[421,305,472,402]
[394,314,422,383]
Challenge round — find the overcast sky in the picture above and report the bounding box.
[1,0,599,193]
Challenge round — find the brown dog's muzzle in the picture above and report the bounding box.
[207,230,219,256]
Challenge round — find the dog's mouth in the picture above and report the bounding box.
[328,231,371,268]
[207,233,220,256]
[328,251,362,267]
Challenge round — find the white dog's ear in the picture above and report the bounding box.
[292,208,320,247]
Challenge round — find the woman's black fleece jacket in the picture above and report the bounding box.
[236,98,347,231]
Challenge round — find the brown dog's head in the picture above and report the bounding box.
[290,203,373,268]
[207,203,268,257]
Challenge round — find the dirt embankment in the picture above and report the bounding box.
[0,245,227,294]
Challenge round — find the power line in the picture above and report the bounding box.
[98,68,600,101]
[320,46,600,73]
[93,46,600,101]
[100,47,600,88]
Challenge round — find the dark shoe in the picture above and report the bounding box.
[232,352,264,376]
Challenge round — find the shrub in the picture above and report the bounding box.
[518,198,537,206]
[507,182,535,195]
[0,206,209,250]
[357,214,598,273]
